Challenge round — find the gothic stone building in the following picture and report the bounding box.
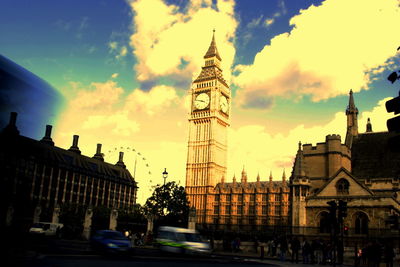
[0,112,138,231]
[185,32,289,230]
[290,90,400,237]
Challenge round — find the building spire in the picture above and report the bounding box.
[282,169,286,183]
[256,172,260,182]
[204,29,221,60]
[293,143,307,178]
[345,89,359,147]
[366,117,373,132]
[241,166,247,183]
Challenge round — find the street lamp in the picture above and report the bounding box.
[162,168,168,216]
[162,168,168,186]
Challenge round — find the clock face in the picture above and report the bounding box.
[194,93,210,110]
[220,95,229,113]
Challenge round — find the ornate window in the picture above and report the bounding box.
[336,178,350,195]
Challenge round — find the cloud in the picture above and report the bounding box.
[69,81,123,111]
[264,18,275,27]
[53,79,189,204]
[247,15,264,29]
[125,85,180,116]
[234,0,400,108]
[128,0,237,83]
[109,41,118,51]
[82,111,140,136]
[227,96,391,182]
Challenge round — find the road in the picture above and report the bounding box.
[23,254,275,267]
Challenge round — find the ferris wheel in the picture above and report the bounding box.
[103,146,156,202]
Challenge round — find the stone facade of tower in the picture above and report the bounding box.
[290,90,400,238]
[185,33,289,229]
[185,32,231,224]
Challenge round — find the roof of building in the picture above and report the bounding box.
[352,131,400,179]
[203,31,221,61]
[215,180,289,191]
[193,65,228,87]
[0,130,137,186]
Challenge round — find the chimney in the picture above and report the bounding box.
[93,143,104,161]
[2,112,20,135]
[116,151,126,168]
[68,135,81,154]
[40,125,54,146]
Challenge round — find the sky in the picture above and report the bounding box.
[1,0,400,204]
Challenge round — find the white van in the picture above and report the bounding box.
[155,226,211,254]
[29,222,63,237]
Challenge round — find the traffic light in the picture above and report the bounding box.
[338,200,348,222]
[343,225,349,235]
[386,96,400,132]
[327,200,337,221]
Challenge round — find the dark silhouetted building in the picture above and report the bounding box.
[0,112,137,231]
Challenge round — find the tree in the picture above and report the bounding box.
[144,181,190,227]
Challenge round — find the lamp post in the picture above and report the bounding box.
[162,168,168,216]
[162,168,168,186]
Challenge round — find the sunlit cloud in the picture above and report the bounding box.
[128,0,237,83]
[264,18,275,27]
[227,97,391,182]
[234,0,400,108]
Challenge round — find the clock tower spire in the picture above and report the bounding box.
[185,31,231,224]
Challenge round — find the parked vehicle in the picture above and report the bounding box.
[90,230,133,255]
[155,226,211,254]
[29,222,63,237]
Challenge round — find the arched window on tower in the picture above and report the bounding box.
[355,212,369,234]
[319,211,331,233]
[336,178,350,195]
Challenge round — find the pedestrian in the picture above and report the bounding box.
[279,236,288,261]
[302,239,311,264]
[384,242,395,267]
[290,236,300,263]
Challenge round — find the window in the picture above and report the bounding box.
[249,205,255,215]
[355,212,369,234]
[319,211,331,233]
[238,195,243,202]
[213,205,219,215]
[226,194,231,202]
[336,178,350,195]
[237,205,242,214]
[250,194,255,202]
[262,205,267,215]
[275,194,281,201]
[275,205,281,215]
[225,205,231,214]
[215,194,220,202]
[262,194,267,202]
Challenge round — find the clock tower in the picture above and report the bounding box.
[185,31,230,224]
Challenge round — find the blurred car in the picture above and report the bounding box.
[155,226,211,254]
[90,230,133,254]
[29,222,63,237]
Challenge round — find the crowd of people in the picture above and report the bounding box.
[261,236,396,266]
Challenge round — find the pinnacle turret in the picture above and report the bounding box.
[204,29,221,61]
